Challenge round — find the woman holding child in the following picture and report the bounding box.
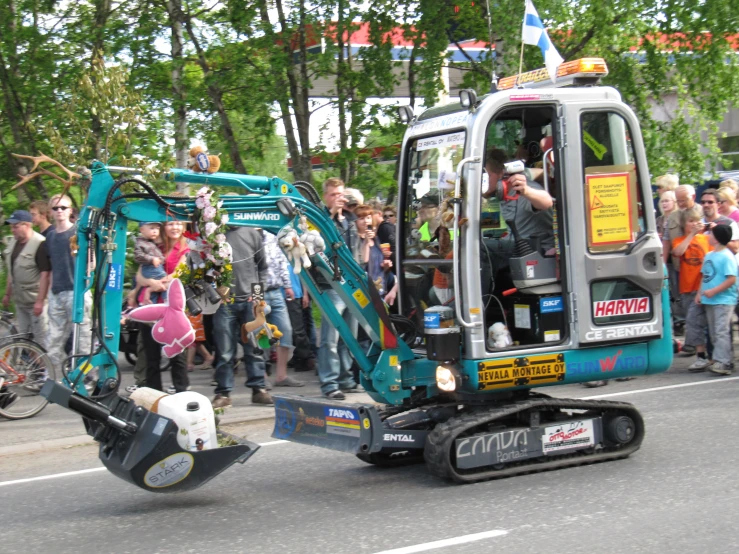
[131,220,191,393]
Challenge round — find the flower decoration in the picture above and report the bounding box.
[173,187,233,292]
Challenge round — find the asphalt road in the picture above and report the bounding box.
[1,375,738,554]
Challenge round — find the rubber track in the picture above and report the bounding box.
[423,397,645,483]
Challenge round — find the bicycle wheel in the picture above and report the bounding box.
[0,338,56,420]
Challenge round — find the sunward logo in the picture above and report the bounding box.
[233,212,280,221]
[599,350,623,372]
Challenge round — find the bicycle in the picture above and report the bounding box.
[0,334,56,420]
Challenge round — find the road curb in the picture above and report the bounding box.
[0,414,276,457]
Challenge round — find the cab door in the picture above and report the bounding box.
[562,102,664,345]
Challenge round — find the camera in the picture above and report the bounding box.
[495,160,526,201]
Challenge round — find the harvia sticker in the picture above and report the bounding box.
[542,420,595,454]
[144,452,194,488]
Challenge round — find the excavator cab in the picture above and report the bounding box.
[397,59,670,391]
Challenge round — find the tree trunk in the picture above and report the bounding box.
[89,0,112,160]
[183,15,247,174]
[166,0,188,187]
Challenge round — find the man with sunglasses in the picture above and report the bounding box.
[46,194,93,377]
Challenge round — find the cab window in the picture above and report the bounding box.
[581,112,646,253]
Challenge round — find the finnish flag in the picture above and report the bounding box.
[522,0,564,82]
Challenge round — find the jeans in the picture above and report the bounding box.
[704,303,733,365]
[683,293,707,348]
[141,264,167,302]
[287,297,315,360]
[264,289,293,348]
[213,301,266,395]
[47,290,92,373]
[318,289,357,394]
[302,300,318,356]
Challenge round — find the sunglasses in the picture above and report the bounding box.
[383,214,394,219]
[51,206,70,211]
[701,200,716,204]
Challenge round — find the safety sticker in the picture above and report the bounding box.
[544,330,561,342]
[542,420,595,454]
[478,353,566,390]
[353,289,369,308]
[144,452,194,488]
[582,131,607,160]
[514,305,531,329]
[324,407,361,437]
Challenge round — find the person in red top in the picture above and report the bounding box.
[671,205,712,371]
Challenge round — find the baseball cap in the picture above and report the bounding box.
[139,221,161,227]
[5,210,33,225]
[419,192,440,207]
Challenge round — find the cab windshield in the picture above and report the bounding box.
[400,131,466,328]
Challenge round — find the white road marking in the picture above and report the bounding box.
[583,376,739,399]
[371,529,508,554]
[3,377,737,488]
[0,467,107,487]
[0,438,288,487]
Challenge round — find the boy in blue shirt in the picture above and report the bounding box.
[696,224,738,375]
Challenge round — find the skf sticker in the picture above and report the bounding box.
[106,263,123,292]
[144,452,194,488]
[478,354,566,390]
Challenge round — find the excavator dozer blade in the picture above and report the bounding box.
[41,380,260,493]
[271,394,384,454]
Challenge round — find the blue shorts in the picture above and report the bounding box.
[265,289,294,348]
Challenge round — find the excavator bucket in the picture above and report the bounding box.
[41,380,259,493]
[272,394,384,454]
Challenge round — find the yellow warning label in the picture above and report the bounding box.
[353,289,369,308]
[281,184,288,194]
[306,220,318,232]
[363,418,371,430]
[586,172,633,246]
[389,355,398,366]
[477,353,566,390]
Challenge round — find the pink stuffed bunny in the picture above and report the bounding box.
[128,278,195,357]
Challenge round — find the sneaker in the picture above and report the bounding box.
[275,377,305,387]
[324,389,346,400]
[688,358,710,372]
[340,383,365,393]
[708,362,732,376]
[677,345,696,357]
[167,386,177,394]
[252,389,274,405]
[212,394,232,409]
[582,380,608,388]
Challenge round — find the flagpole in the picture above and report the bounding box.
[516,34,525,88]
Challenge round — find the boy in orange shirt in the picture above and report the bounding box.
[671,205,711,370]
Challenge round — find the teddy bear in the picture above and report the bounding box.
[240,301,282,355]
[488,322,513,349]
[295,215,326,256]
[187,146,221,174]
[278,228,311,273]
